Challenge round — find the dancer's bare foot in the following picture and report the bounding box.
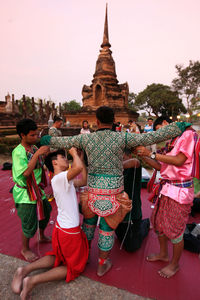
[158,263,179,278]
[97,259,112,277]
[11,267,24,294]
[21,250,38,262]
[146,253,169,262]
[39,236,51,243]
[20,277,33,300]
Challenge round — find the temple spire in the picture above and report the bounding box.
[101,3,111,48]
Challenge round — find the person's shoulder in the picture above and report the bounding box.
[12,144,25,155]
[181,129,196,138]
[53,170,68,180]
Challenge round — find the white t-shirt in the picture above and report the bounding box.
[80,128,90,134]
[51,171,79,228]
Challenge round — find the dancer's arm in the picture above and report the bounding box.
[126,122,191,148]
[40,134,84,150]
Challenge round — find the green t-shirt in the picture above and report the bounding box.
[12,144,46,204]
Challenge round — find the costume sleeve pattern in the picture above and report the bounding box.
[49,127,61,137]
[126,122,182,148]
[50,134,83,150]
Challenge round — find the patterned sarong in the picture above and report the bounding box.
[16,199,52,238]
[46,222,89,282]
[151,194,192,240]
[26,146,47,220]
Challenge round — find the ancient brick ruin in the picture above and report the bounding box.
[64,5,138,126]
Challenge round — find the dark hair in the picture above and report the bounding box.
[124,147,132,155]
[82,120,88,126]
[128,120,133,123]
[153,116,172,131]
[16,118,37,138]
[112,122,117,131]
[44,149,65,173]
[147,118,153,121]
[53,116,63,123]
[96,106,114,124]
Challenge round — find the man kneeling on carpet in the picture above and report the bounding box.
[136,116,196,278]
[11,148,89,299]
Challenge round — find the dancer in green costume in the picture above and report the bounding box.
[40,106,190,276]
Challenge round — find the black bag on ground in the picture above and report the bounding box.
[184,223,200,253]
[115,218,150,252]
[2,162,12,170]
[191,198,200,217]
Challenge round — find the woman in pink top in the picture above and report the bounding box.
[136,116,196,279]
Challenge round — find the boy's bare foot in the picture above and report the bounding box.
[21,250,38,262]
[146,253,169,262]
[20,277,33,300]
[11,267,24,294]
[97,259,112,277]
[158,263,179,278]
[39,236,51,243]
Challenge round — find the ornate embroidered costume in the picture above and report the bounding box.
[48,127,62,137]
[40,122,187,250]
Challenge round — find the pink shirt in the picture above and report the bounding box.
[160,130,195,204]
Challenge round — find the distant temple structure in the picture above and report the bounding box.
[0,93,60,126]
[64,5,138,127]
[0,5,138,128]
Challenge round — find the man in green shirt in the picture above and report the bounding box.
[12,119,51,262]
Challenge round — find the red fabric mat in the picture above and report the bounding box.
[1,168,200,300]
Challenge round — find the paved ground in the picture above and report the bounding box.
[0,253,150,300]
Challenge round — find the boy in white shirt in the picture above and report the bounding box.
[11,148,89,300]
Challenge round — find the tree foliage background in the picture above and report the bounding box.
[62,100,81,112]
[133,83,186,117]
[172,60,200,115]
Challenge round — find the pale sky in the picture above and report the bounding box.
[0,0,200,105]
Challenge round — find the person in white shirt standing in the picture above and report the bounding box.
[80,120,91,134]
[11,148,89,300]
[144,118,156,153]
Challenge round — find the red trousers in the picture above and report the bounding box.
[46,222,89,282]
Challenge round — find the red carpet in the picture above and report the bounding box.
[1,168,200,300]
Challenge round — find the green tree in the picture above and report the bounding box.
[62,100,81,112]
[134,83,186,117]
[128,92,137,111]
[191,94,200,114]
[172,60,200,115]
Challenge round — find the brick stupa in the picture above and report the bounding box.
[64,5,138,127]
